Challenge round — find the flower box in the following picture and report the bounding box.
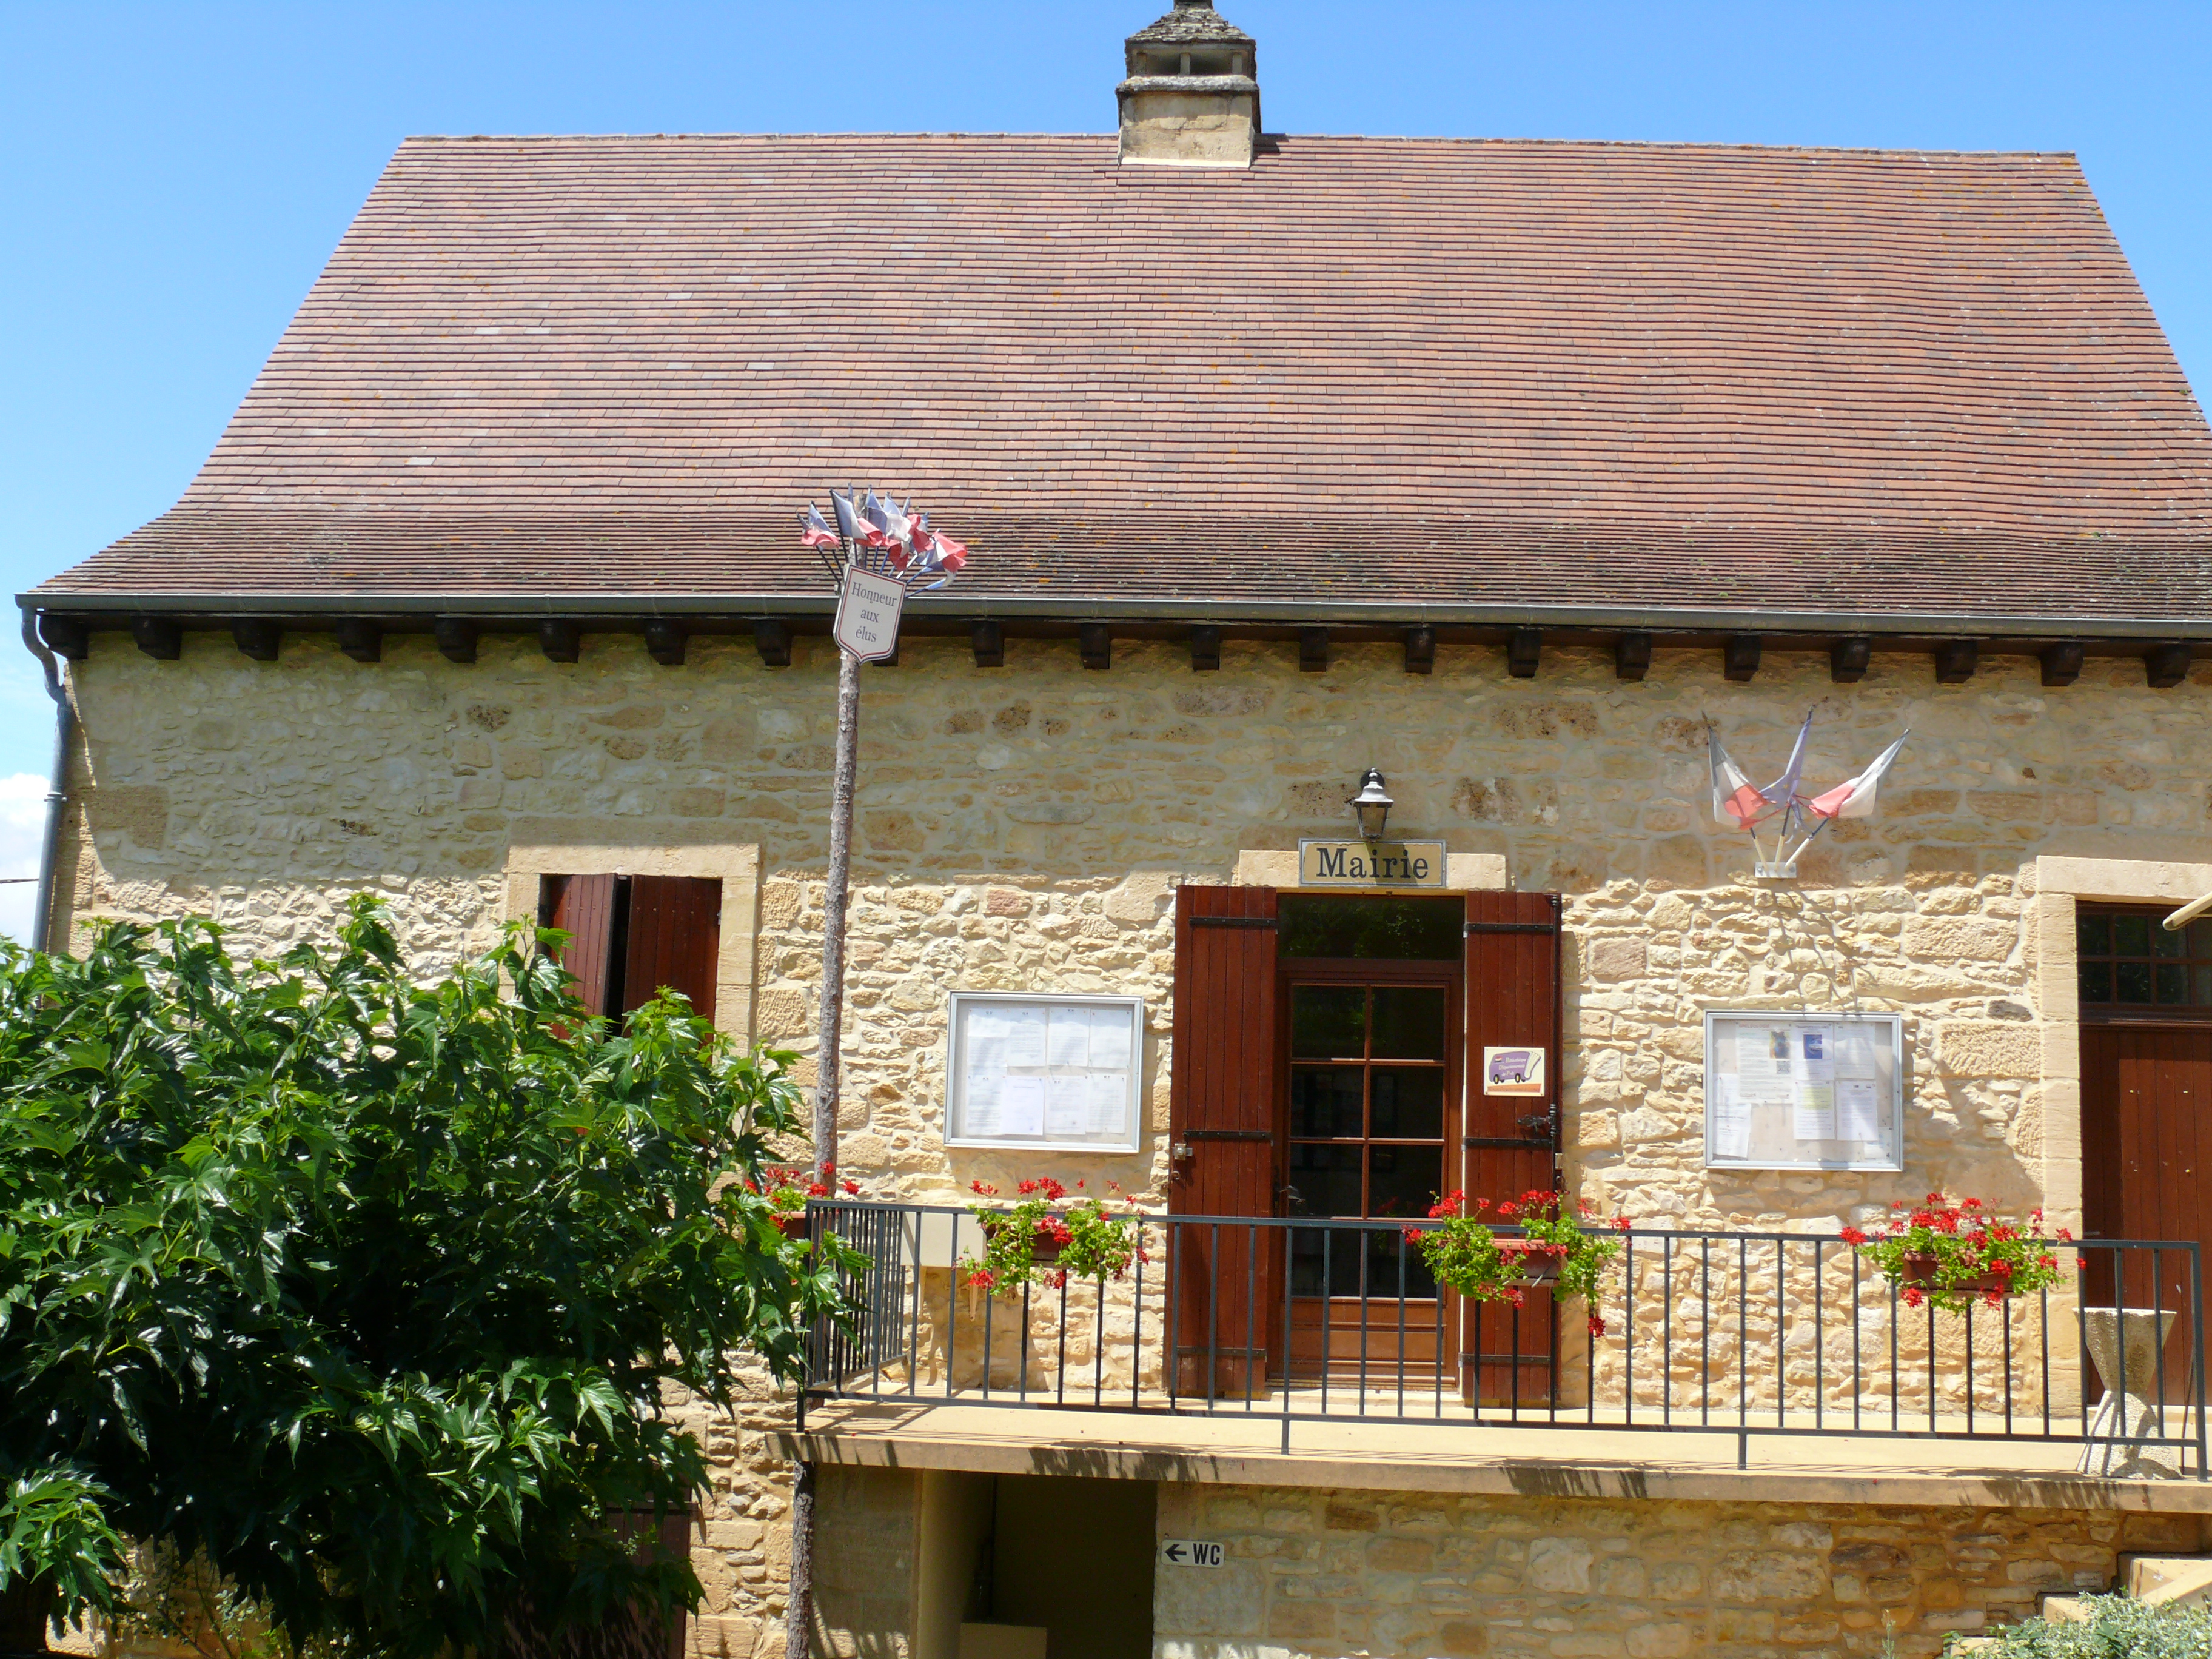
[1900,1252,2009,1298]
[1842,1195,2067,1315]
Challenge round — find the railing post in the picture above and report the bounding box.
[2193,1244,2208,1480]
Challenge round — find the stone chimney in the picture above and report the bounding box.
[1117,0,1260,168]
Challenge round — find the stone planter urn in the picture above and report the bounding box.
[2078,1306,2182,1478]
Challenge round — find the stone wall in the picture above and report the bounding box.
[1152,1483,2212,1659]
[51,627,2212,1658]
[58,629,2212,1231]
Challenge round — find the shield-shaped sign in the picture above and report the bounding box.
[833,567,906,662]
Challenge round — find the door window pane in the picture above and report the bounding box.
[1369,1144,1443,1221]
[2157,964,2189,1005]
[2113,914,2152,957]
[2117,962,2155,1004]
[1285,1142,1363,1219]
[1370,1068,1445,1139]
[2077,914,2111,956]
[2079,962,2113,1004]
[1290,1067,1364,1138]
[1290,985,1367,1058]
[1372,985,1447,1060]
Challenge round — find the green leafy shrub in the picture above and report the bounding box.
[1945,1597,2212,1657]
[0,899,854,1658]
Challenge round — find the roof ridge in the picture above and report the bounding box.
[388,131,2080,162]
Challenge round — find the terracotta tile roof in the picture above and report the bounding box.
[32,132,2212,628]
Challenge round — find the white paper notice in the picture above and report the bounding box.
[1087,1073,1130,1138]
[1711,1076,1754,1159]
[1835,1027,1880,1081]
[1836,1078,1882,1144]
[1793,1084,1836,1142]
[1085,1008,1134,1072]
[1751,1025,1797,1082]
[1045,1073,1093,1138]
[964,1070,1005,1138]
[999,1074,1046,1139]
[1791,1024,1836,1084]
[1004,1006,1048,1068]
[1047,1008,1094,1070]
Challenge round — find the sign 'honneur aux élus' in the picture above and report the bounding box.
[833,568,907,663]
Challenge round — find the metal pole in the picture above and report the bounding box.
[814,635,862,1182]
[19,610,75,954]
[789,563,864,1659]
[783,1458,816,1659]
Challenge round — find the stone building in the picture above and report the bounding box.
[21,2,2212,1655]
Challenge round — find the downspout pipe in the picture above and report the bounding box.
[20,609,74,954]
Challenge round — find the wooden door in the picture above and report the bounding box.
[2082,1022,2210,1402]
[1461,890,1564,1407]
[1168,884,1279,1396]
[1282,966,1458,1382]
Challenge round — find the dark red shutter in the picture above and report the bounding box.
[621,877,722,1027]
[1462,890,1564,1406]
[1168,883,1279,1396]
[543,874,619,1019]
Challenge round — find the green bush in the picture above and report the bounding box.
[1946,1597,2212,1657]
[0,899,853,1657]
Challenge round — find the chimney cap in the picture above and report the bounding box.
[1126,0,1254,47]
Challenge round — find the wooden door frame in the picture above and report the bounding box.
[1275,955,1466,1381]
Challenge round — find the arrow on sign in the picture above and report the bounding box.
[1164,1543,1187,1563]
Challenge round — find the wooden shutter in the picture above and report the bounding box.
[542,874,619,1019]
[2082,1024,2210,1401]
[1168,883,1279,1396]
[622,876,722,1027]
[1462,890,1564,1406]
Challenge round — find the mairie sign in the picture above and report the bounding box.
[1297,839,1447,888]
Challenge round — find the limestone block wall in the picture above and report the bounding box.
[1151,1483,2212,1659]
[51,628,2212,1658]
[57,628,2212,1233]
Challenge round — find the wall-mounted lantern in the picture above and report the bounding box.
[1347,769,1394,843]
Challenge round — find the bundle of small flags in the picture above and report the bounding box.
[799,489,971,589]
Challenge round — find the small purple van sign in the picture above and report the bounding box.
[1482,1045,1546,1097]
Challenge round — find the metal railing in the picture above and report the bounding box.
[799,1201,2208,1475]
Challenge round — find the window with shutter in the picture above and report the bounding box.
[539,874,722,1026]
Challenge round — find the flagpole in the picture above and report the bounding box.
[788,530,861,1659]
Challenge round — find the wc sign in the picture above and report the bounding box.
[1159,1540,1225,1569]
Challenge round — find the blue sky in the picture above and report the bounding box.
[1,0,2208,921]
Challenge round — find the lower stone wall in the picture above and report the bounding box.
[1152,1483,2212,1659]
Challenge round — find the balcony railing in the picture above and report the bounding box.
[799,1201,2208,1476]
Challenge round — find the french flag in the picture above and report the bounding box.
[798,504,840,549]
[1805,731,1911,820]
[912,518,969,574]
[832,489,894,551]
[1708,725,1769,830]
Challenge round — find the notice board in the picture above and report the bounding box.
[943,991,1144,1154]
[1702,1010,1905,1172]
